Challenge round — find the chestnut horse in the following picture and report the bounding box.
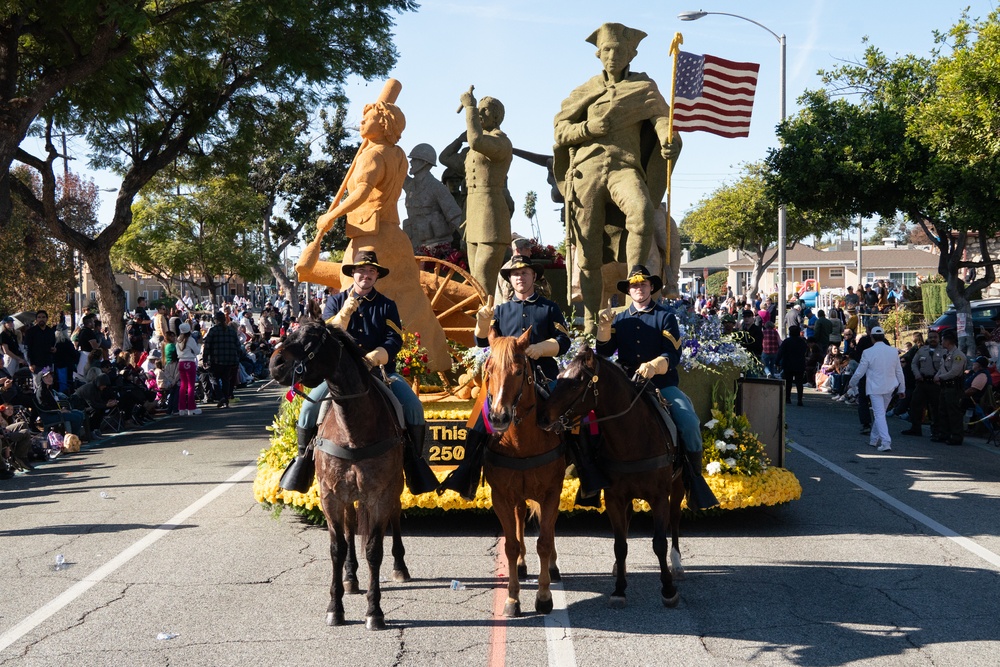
[484,329,566,617]
[538,346,685,608]
[270,313,409,630]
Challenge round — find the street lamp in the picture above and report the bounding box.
[679,10,788,335]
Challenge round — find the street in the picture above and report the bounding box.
[2,386,1000,666]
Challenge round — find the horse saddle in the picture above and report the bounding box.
[316,375,406,433]
[638,384,679,453]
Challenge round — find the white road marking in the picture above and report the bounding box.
[789,442,1000,569]
[0,463,257,652]
[544,581,577,667]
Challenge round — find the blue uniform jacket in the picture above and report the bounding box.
[596,303,682,389]
[476,292,571,381]
[328,289,403,375]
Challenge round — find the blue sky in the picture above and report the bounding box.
[78,0,997,251]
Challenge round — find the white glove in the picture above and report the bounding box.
[474,296,495,339]
[846,386,858,398]
[365,347,389,367]
[596,306,614,343]
[525,339,560,359]
[636,356,669,379]
[330,294,360,329]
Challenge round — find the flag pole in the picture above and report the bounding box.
[666,33,683,241]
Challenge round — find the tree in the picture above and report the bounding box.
[681,162,849,295]
[8,0,416,345]
[765,12,1000,339]
[866,216,908,245]
[114,173,268,302]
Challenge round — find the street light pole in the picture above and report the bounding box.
[678,10,788,335]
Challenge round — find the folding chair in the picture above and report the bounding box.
[974,385,1000,446]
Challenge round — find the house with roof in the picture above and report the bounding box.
[680,240,940,296]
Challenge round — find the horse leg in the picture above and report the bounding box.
[548,538,561,584]
[342,504,361,594]
[669,474,685,581]
[493,496,522,617]
[515,501,529,581]
[325,514,348,626]
[534,493,561,614]
[651,494,679,608]
[389,511,411,582]
[605,493,629,608]
[363,522,388,630]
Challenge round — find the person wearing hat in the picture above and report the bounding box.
[438,254,571,499]
[1,316,25,375]
[847,326,905,452]
[282,250,438,497]
[34,367,90,441]
[932,330,969,446]
[901,330,945,438]
[553,22,682,335]
[595,265,718,510]
[401,142,463,250]
[175,321,201,416]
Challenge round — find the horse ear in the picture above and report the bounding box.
[516,326,533,348]
[581,345,596,368]
[307,299,322,322]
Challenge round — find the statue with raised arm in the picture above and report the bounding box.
[459,88,513,296]
[553,22,682,333]
[295,82,451,372]
[402,143,463,250]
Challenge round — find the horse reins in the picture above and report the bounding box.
[553,358,651,432]
[287,324,371,404]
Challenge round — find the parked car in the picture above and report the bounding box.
[927,299,1000,338]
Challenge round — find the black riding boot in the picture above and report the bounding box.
[437,427,488,501]
[279,425,318,493]
[403,424,439,495]
[683,450,719,511]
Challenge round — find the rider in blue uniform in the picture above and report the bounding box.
[438,255,571,499]
[279,250,438,495]
[595,265,718,510]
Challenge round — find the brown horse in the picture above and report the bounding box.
[538,346,685,608]
[270,313,409,630]
[484,328,566,617]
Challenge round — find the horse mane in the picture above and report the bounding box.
[325,322,370,374]
[489,335,523,371]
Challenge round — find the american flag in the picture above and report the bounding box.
[672,51,759,138]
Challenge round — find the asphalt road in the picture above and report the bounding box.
[2,385,1000,666]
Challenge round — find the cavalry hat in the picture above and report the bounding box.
[342,250,390,278]
[499,255,543,281]
[586,22,647,52]
[616,265,662,295]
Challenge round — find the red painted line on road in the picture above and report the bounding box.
[488,536,507,667]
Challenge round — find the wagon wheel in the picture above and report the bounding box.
[415,256,488,401]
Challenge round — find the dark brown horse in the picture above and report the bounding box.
[538,346,685,608]
[270,313,409,630]
[484,329,566,617]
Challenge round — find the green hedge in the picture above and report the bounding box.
[921,282,950,323]
[706,270,728,297]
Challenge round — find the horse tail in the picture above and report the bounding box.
[526,500,541,523]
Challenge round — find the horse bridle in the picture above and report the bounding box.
[287,324,371,404]
[486,353,535,427]
[551,357,651,433]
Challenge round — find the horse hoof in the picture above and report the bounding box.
[662,590,681,608]
[503,601,521,617]
[608,595,626,609]
[343,578,360,594]
[548,566,562,583]
[535,596,554,615]
[517,564,528,581]
[392,568,411,583]
[365,615,386,631]
[326,611,346,626]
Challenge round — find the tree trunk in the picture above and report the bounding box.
[85,251,127,348]
[269,263,296,300]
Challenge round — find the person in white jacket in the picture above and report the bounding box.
[175,322,202,416]
[848,325,905,451]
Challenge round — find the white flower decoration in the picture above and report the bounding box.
[726,443,738,451]
[704,419,719,429]
[705,461,722,475]
[723,428,736,438]
[715,440,728,451]
[724,457,737,468]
